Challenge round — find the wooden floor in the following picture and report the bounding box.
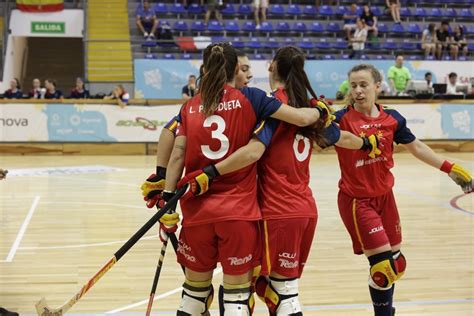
[0,153,472,315]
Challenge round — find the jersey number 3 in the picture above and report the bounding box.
[201,115,230,160]
[293,135,311,162]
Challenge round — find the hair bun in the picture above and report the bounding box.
[211,45,224,54]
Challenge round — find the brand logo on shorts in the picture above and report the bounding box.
[177,240,196,263]
[369,226,384,234]
[228,254,252,266]
[278,259,299,269]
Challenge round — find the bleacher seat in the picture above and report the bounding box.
[145,53,157,59]
[382,38,398,49]
[173,21,188,32]
[303,5,317,16]
[333,38,348,49]
[276,22,291,32]
[391,23,405,34]
[287,4,302,16]
[459,8,472,19]
[299,38,315,49]
[153,3,168,15]
[445,8,457,18]
[181,53,192,59]
[191,21,206,32]
[401,39,417,50]
[211,36,226,43]
[371,6,382,16]
[360,55,369,60]
[310,22,324,33]
[221,4,236,15]
[269,4,285,16]
[188,4,202,15]
[163,53,175,59]
[231,37,244,49]
[265,38,279,49]
[429,8,442,18]
[341,54,351,59]
[247,37,262,49]
[238,4,252,15]
[242,21,256,32]
[224,21,240,32]
[293,22,307,32]
[142,40,157,48]
[400,7,412,17]
[319,5,334,17]
[367,42,381,49]
[170,3,186,15]
[336,6,347,16]
[260,21,274,32]
[208,21,223,32]
[316,38,331,49]
[407,23,421,34]
[378,23,389,33]
[408,55,422,60]
[322,54,335,60]
[414,8,427,18]
[284,37,295,46]
[253,54,266,60]
[375,55,386,60]
[327,22,341,33]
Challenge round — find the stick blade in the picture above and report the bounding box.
[35,297,63,316]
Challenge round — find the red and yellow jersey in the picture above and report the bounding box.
[253,88,340,220]
[335,104,416,198]
[177,85,282,227]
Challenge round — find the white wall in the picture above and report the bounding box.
[1,36,27,93]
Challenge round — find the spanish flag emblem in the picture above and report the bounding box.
[17,0,64,12]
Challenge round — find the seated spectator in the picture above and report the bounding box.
[446,72,462,95]
[204,0,223,26]
[360,4,378,37]
[436,20,454,60]
[3,78,23,99]
[44,79,63,99]
[28,78,45,99]
[451,25,468,60]
[69,77,90,99]
[253,0,268,30]
[343,4,359,39]
[104,84,130,108]
[136,0,158,40]
[378,74,391,96]
[386,0,401,23]
[421,23,437,59]
[425,72,433,88]
[388,54,411,95]
[182,75,197,100]
[349,19,368,59]
[336,79,349,99]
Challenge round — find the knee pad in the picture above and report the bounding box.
[392,251,406,279]
[219,282,254,316]
[255,276,302,316]
[368,251,399,290]
[177,278,214,315]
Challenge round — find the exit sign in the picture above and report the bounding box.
[31,22,65,34]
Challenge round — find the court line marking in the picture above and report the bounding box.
[3,196,40,263]
[105,267,223,314]
[449,193,474,215]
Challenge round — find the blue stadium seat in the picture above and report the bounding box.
[414,8,427,18]
[426,55,436,60]
[247,38,262,49]
[316,38,331,49]
[188,4,202,15]
[469,25,474,34]
[208,21,223,32]
[326,22,341,32]
[407,23,421,34]
[293,22,307,32]
[341,54,351,59]
[458,56,467,61]
[287,4,302,16]
[242,21,257,32]
[211,36,225,43]
[319,5,334,17]
[400,7,411,17]
[333,38,348,49]
[401,39,417,50]
[145,53,157,59]
[310,22,324,33]
[142,40,157,48]
[360,55,369,60]
[336,6,347,16]
[322,54,335,60]
[153,3,168,15]
[429,8,442,18]
[284,37,295,46]
[260,21,274,32]
[173,21,188,32]
[391,23,405,34]
[370,6,382,16]
[221,4,236,15]
[442,55,452,60]
[163,53,175,59]
[459,8,472,18]
[382,38,397,50]
[276,22,291,32]
[468,42,474,51]
[367,41,381,49]
[238,4,252,15]
[231,37,244,49]
[253,54,266,60]
[191,21,206,32]
[375,55,386,60]
[303,5,317,16]
[181,53,192,60]
[306,54,317,60]
[298,38,315,49]
[408,55,422,60]
[269,4,285,16]
[378,23,389,33]
[265,38,279,49]
[445,8,457,18]
[170,3,186,14]
[224,21,240,32]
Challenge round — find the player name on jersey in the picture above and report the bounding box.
[189,100,242,113]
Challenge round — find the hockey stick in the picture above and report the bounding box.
[35,184,188,316]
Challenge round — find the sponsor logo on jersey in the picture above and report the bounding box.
[189,100,242,114]
[227,254,252,266]
[177,241,196,263]
[369,225,384,234]
[354,156,388,168]
[360,123,382,129]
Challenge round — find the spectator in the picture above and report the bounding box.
[436,20,453,60]
[349,19,368,59]
[28,78,45,99]
[386,0,401,23]
[3,78,23,99]
[44,79,63,99]
[388,54,411,95]
[360,4,378,37]
[336,79,350,99]
[253,0,268,30]
[425,72,433,88]
[343,4,358,40]
[421,23,437,59]
[69,77,90,99]
[136,0,158,40]
[182,75,197,100]
[451,25,468,60]
[203,0,223,26]
[104,84,130,108]
[446,72,462,95]
[378,73,391,96]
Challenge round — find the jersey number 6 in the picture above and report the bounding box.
[201,115,230,160]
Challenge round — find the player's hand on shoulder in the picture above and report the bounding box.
[311,95,336,128]
[177,165,220,197]
[361,133,384,159]
[141,166,166,208]
[442,162,473,194]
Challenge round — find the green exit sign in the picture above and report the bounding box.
[31,22,65,34]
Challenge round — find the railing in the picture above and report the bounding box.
[83,0,88,82]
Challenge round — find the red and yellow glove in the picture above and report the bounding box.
[361,134,382,159]
[177,165,220,196]
[440,161,473,194]
[158,191,180,243]
[311,96,336,128]
[141,166,166,208]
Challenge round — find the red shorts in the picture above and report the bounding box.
[338,190,402,255]
[177,220,260,275]
[260,217,317,278]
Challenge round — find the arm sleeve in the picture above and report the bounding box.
[176,107,187,137]
[334,108,348,124]
[241,87,283,121]
[406,68,412,80]
[182,86,188,95]
[386,109,416,144]
[318,122,341,148]
[253,119,279,147]
[164,106,184,135]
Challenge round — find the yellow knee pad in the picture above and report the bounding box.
[368,251,400,289]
